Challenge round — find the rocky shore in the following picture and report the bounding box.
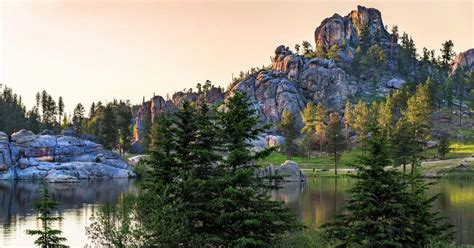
[0,130,135,182]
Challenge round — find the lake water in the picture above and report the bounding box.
[1,178,473,247]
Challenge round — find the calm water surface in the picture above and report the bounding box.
[1,178,473,247]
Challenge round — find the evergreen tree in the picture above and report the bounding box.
[216,92,300,246]
[344,100,353,145]
[437,137,450,159]
[58,96,64,126]
[279,110,298,159]
[325,112,346,175]
[323,125,452,247]
[439,40,455,70]
[405,83,431,156]
[115,101,132,155]
[26,184,68,248]
[352,100,370,146]
[72,103,85,136]
[300,102,317,158]
[100,104,116,150]
[391,117,417,173]
[315,103,326,156]
[302,41,314,58]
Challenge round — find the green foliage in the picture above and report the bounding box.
[279,110,298,158]
[322,125,453,247]
[325,112,346,175]
[315,103,327,155]
[352,100,370,146]
[100,104,117,149]
[89,92,300,247]
[26,184,68,248]
[438,137,450,159]
[72,103,85,136]
[87,196,138,248]
[300,102,317,158]
[439,40,455,70]
[327,44,340,62]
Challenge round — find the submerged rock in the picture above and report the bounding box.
[0,129,135,182]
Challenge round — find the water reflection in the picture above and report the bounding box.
[0,178,473,246]
[274,178,474,245]
[0,179,136,247]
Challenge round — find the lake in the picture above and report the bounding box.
[1,178,473,247]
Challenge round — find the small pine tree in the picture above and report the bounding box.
[438,137,450,159]
[325,112,346,175]
[26,184,68,248]
[300,102,317,158]
[279,110,298,159]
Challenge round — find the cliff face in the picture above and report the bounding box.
[0,130,135,181]
[133,86,225,141]
[452,48,474,74]
[314,5,391,61]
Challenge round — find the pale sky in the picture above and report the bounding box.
[1,0,472,114]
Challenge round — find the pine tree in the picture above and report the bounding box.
[300,102,317,158]
[352,100,370,147]
[58,96,64,126]
[100,104,116,150]
[439,40,455,70]
[26,184,68,248]
[406,83,431,158]
[315,103,326,156]
[323,125,452,247]
[438,137,450,159]
[216,92,300,246]
[116,101,132,155]
[344,100,353,146]
[72,103,85,136]
[391,117,417,173]
[278,110,298,159]
[315,43,327,59]
[325,112,346,175]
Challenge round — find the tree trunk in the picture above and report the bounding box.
[403,164,406,174]
[334,151,338,175]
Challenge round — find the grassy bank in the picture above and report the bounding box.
[257,143,474,178]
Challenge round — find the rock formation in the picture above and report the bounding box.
[451,48,474,74]
[314,5,391,61]
[257,160,307,182]
[130,5,472,143]
[0,130,135,182]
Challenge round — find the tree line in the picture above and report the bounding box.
[0,87,133,154]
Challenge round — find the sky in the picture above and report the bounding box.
[0,0,472,114]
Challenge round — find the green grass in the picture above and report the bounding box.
[424,143,474,160]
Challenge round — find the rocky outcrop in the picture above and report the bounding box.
[314,5,391,61]
[451,49,474,74]
[257,160,306,182]
[133,87,225,142]
[0,130,135,181]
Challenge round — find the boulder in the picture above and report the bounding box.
[11,129,35,143]
[427,141,438,149]
[277,160,307,182]
[385,78,405,89]
[257,160,306,182]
